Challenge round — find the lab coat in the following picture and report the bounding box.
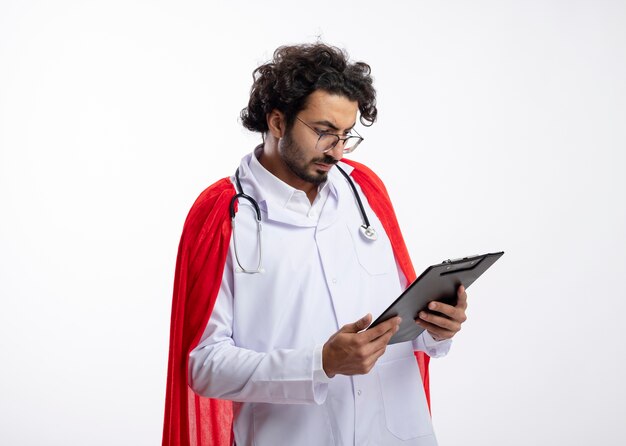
[189,150,451,446]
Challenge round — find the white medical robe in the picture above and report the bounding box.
[189,150,451,446]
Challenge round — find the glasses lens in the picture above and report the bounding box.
[316,134,339,152]
[316,135,363,153]
[342,136,362,153]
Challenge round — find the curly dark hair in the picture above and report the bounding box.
[240,43,377,133]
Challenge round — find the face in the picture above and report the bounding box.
[277,90,359,186]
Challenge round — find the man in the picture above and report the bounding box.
[162,43,468,446]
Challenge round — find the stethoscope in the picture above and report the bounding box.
[229,164,377,274]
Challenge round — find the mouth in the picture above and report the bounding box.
[313,162,334,172]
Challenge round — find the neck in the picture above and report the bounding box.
[258,137,319,203]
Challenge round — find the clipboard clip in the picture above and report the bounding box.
[442,255,480,264]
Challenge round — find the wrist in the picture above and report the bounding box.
[321,343,335,378]
[427,330,445,342]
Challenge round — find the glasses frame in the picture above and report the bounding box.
[296,117,364,154]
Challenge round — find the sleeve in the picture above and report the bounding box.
[413,331,452,358]
[188,249,330,405]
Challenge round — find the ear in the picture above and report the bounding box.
[266,110,286,139]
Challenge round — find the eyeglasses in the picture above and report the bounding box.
[296,117,364,154]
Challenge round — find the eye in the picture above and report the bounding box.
[316,128,333,135]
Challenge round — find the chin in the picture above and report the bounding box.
[312,171,329,183]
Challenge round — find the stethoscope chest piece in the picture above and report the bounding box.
[360,225,377,241]
[335,165,379,244]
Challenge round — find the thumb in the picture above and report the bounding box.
[341,313,372,333]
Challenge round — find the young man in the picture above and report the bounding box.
[163,43,468,446]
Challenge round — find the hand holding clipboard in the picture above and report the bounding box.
[367,252,504,344]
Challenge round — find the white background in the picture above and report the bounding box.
[1,1,625,445]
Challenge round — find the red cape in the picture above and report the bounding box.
[162,159,430,446]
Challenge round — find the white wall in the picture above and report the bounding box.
[1,1,625,445]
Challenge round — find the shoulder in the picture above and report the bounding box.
[188,177,235,215]
[181,177,235,242]
[339,158,391,201]
[339,158,383,182]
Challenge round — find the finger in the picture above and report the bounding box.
[457,285,468,310]
[366,319,399,345]
[360,316,401,342]
[416,319,454,341]
[426,301,456,317]
[360,324,398,359]
[426,301,467,324]
[340,313,373,333]
[367,341,390,365]
[418,310,462,332]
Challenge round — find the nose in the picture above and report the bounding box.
[324,140,345,160]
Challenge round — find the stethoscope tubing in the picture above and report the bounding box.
[335,165,377,241]
[231,168,264,273]
[230,164,377,273]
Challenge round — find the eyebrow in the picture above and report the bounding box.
[311,120,356,132]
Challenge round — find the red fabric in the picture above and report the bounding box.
[162,178,235,446]
[162,163,430,446]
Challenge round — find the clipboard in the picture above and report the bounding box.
[368,251,504,344]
